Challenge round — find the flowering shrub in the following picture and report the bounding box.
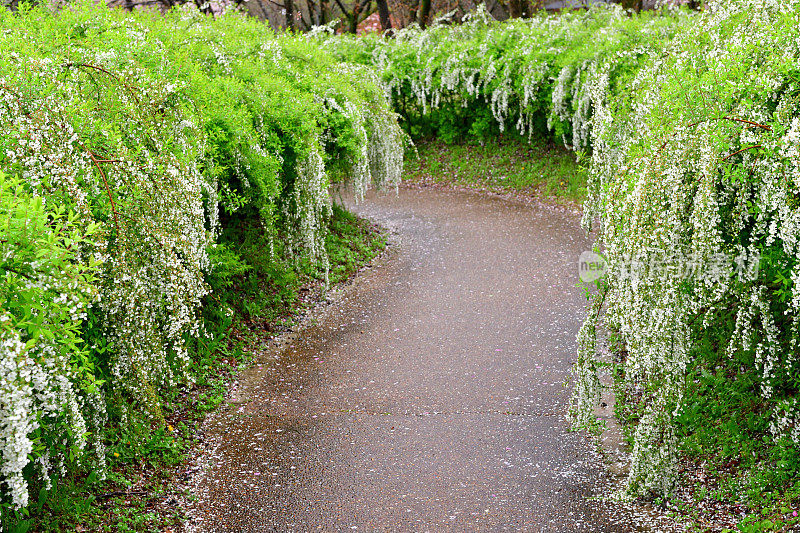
[0,172,101,509]
[323,4,688,147]
[5,0,798,517]
[330,1,800,501]
[0,1,403,514]
[581,0,800,497]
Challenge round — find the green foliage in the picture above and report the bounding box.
[0,0,402,521]
[572,0,800,519]
[324,4,688,147]
[0,171,102,513]
[325,203,387,285]
[2,199,385,533]
[4,0,799,529]
[405,137,586,203]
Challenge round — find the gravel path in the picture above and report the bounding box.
[187,187,647,532]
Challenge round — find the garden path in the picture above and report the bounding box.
[188,187,647,532]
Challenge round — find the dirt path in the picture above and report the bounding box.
[187,187,644,532]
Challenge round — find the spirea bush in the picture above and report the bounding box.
[0,172,101,509]
[0,1,403,513]
[323,4,689,146]
[580,0,800,497]
[329,1,800,500]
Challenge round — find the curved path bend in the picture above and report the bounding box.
[189,187,642,532]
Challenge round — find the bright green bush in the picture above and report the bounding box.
[0,172,101,509]
[0,1,404,515]
[323,4,689,146]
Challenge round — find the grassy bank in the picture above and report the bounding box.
[6,204,387,533]
[405,137,586,206]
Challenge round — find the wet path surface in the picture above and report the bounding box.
[189,188,640,532]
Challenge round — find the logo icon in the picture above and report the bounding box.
[579,251,606,283]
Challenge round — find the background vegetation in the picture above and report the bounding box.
[404,138,586,204]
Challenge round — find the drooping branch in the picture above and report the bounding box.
[721,144,762,162]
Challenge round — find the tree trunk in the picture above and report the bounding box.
[406,0,418,25]
[317,0,326,25]
[376,0,392,31]
[334,0,360,33]
[285,0,295,30]
[345,14,355,32]
[619,0,642,13]
[418,0,431,28]
[508,0,530,18]
[508,0,519,18]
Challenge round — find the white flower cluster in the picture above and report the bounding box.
[324,80,406,202]
[0,167,102,510]
[581,0,800,496]
[0,317,34,509]
[324,2,683,149]
[284,141,332,276]
[0,3,407,511]
[0,15,216,507]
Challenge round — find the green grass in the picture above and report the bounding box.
[208,202,386,330]
[326,205,387,285]
[672,338,800,532]
[404,136,587,205]
[5,205,386,533]
[611,319,800,532]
